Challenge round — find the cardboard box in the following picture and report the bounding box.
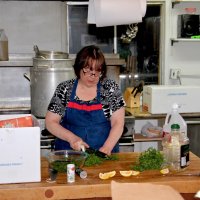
[0,115,41,184]
[0,116,33,128]
[143,85,200,114]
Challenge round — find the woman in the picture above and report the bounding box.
[45,45,125,155]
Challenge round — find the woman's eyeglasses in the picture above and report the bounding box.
[82,67,102,77]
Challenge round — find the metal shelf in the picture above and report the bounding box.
[172,0,200,2]
[172,0,200,8]
[171,38,200,46]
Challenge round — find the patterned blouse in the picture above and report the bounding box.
[47,78,125,120]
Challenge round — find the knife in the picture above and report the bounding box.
[85,147,108,158]
[131,81,144,98]
[81,145,108,158]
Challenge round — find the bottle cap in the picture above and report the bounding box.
[172,103,180,110]
[80,170,87,179]
[75,167,87,179]
[171,124,180,130]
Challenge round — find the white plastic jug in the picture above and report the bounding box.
[163,103,187,137]
[0,29,8,61]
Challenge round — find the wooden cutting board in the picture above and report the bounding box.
[43,152,200,190]
[0,152,200,200]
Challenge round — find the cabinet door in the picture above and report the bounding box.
[67,4,114,54]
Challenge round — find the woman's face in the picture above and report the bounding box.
[80,60,101,87]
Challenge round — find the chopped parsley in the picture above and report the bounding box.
[132,147,164,172]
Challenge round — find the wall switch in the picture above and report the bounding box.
[170,68,181,79]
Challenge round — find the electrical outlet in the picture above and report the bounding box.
[170,68,181,79]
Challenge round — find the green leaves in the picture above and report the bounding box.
[84,154,119,167]
[51,160,73,173]
[84,154,104,166]
[132,147,164,172]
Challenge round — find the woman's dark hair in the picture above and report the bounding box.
[73,45,107,80]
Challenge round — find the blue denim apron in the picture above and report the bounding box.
[54,79,119,152]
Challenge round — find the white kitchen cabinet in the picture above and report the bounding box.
[167,0,200,85]
[170,0,200,46]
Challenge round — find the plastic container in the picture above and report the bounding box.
[162,123,190,171]
[162,103,187,137]
[0,29,8,61]
[162,104,190,171]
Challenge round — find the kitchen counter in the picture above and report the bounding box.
[0,152,200,200]
[126,106,200,119]
[0,54,33,66]
[0,54,125,67]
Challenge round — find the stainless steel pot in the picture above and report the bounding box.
[34,45,69,59]
[25,57,75,118]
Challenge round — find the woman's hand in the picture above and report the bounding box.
[100,107,125,155]
[46,111,89,151]
[99,146,112,156]
[69,137,89,151]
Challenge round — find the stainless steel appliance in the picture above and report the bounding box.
[24,56,75,118]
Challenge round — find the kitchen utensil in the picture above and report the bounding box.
[33,45,69,59]
[47,150,87,173]
[131,81,144,98]
[81,145,108,158]
[24,57,74,118]
[124,87,140,108]
[85,147,108,158]
[75,167,87,179]
[46,150,87,183]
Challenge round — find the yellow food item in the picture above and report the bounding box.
[108,170,116,177]
[132,170,140,176]
[99,171,116,180]
[119,170,133,177]
[99,173,110,180]
[160,168,169,175]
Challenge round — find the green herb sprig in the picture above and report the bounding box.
[131,147,164,172]
[84,154,119,167]
[51,160,73,173]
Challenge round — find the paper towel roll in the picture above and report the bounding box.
[88,0,147,27]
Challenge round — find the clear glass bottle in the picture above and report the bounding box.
[162,130,172,167]
[170,124,181,172]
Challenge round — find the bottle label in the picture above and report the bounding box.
[162,131,171,142]
[180,144,190,168]
[67,164,75,183]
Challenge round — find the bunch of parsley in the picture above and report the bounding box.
[132,147,164,172]
[84,154,118,167]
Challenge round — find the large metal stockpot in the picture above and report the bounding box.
[27,57,75,118]
[33,45,69,59]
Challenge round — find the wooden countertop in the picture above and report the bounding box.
[134,133,162,142]
[0,152,200,200]
[125,107,200,119]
